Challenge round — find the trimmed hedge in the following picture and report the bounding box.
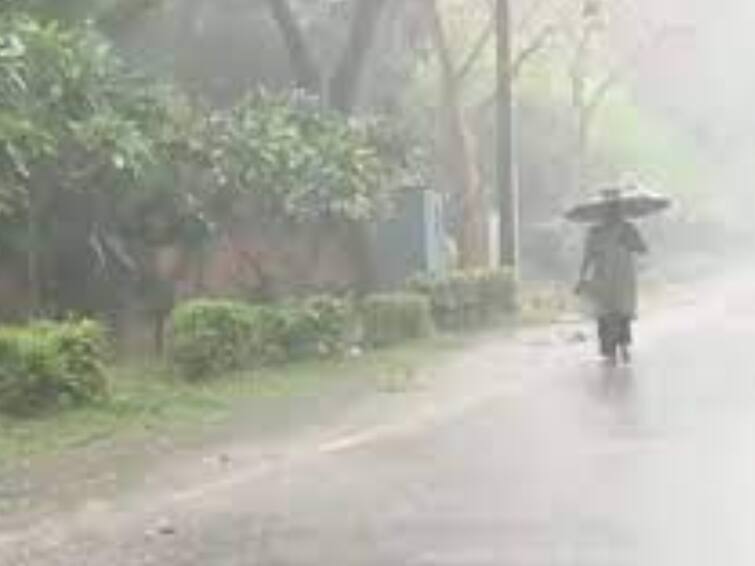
[408,269,516,330]
[168,296,353,380]
[0,320,109,416]
[168,300,259,380]
[361,293,433,348]
[276,295,354,359]
[170,278,513,380]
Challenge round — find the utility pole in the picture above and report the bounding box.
[496,0,518,273]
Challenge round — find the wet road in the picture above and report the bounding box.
[3,289,755,565]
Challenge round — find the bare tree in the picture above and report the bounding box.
[264,0,390,114]
[471,22,556,115]
[264,0,321,93]
[328,0,391,113]
[425,0,560,267]
[426,0,487,267]
[262,0,393,292]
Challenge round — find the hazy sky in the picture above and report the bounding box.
[621,0,755,149]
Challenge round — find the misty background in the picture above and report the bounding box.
[106,0,755,270]
[2,0,754,328]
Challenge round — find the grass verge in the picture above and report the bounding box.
[0,335,467,465]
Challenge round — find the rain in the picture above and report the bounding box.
[1,1,754,564]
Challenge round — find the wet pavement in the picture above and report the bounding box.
[2,289,755,565]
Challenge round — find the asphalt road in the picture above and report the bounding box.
[2,287,755,565]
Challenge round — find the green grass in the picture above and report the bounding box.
[0,336,467,465]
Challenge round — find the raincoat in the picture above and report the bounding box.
[582,220,647,317]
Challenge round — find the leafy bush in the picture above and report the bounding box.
[361,293,433,348]
[168,300,258,380]
[168,296,353,380]
[409,269,516,330]
[204,92,403,223]
[0,13,213,321]
[274,296,354,360]
[0,320,109,416]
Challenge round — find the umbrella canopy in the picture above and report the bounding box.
[565,188,671,223]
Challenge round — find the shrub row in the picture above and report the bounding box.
[361,293,433,348]
[167,271,514,381]
[168,296,356,380]
[168,293,434,380]
[408,269,517,330]
[0,320,109,416]
[0,273,520,412]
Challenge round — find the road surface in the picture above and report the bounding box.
[2,286,755,565]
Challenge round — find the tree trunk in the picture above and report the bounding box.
[154,309,167,356]
[344,220,376,296]
[24,176,45,320]
[173,0,204,97]
[263,0,322,93]
[496,0,518,272]
[328,0,389,113]
[427,0,487,268]
[265,0,392,291]
[26,193,41,319]
[327,0,390,289]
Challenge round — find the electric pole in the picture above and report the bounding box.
[497,0,518,273]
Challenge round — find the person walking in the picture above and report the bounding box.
[573,190,652,365]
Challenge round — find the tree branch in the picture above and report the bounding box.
[454,16,495,83]
[470,23,556,116]
[426,0,462,115]
[517,0,554,32]
[512,24,554,78]
[453,0,561,85]
[583,26,681,117]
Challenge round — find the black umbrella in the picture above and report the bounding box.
[566,188,671,223]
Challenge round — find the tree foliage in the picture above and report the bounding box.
[0,11,409,319]
[0,14,188,206]
[203,91,402,223]
[0,13,205,314]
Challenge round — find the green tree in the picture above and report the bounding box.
[0,13,203,319]
[1,12,411,326]
[204,91,401,224]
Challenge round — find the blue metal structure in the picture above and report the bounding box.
[370,187,448,291]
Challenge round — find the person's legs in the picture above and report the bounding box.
[598,315,618,363]
[597,317,607,355]
[618,316,633,363]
